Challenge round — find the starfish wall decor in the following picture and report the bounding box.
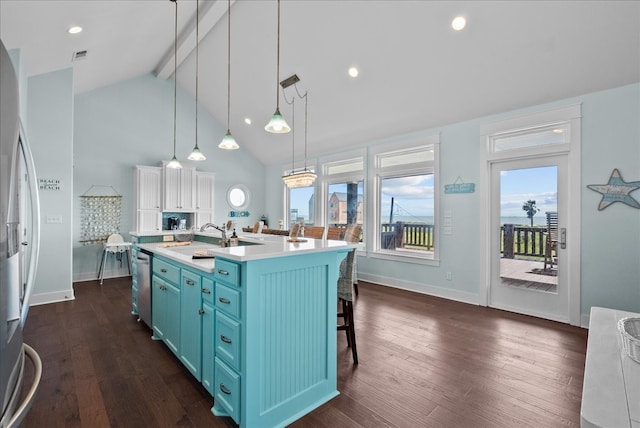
[587,168,640,210]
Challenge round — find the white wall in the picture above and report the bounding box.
[72,73,266,281]
[27,68,75,304]
[265,83,640,320]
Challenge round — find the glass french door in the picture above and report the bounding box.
[489,155,570,322]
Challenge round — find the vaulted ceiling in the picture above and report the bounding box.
[1,1,639,165]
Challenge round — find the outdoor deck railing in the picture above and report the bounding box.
[501,224,546,258]
[381,222,434,250]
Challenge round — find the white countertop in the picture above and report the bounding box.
[137,233,355,273]
[581,307,640,428]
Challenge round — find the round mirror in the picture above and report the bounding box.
[227,184,250,210]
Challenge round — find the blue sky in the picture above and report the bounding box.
[500,165,558,218]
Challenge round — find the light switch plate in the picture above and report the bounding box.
[46,215,62,224]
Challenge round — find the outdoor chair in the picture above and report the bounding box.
[544,211,558,270]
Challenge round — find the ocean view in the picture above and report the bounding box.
[388,215,549,226]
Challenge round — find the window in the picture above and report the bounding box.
[323,156,365,242]
[287,185,315,228]
[371,137,439,260]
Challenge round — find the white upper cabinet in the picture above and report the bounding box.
[163,165,196,211]
[134,166,162,231]
[196,172,215,211]
[137,166,161,210]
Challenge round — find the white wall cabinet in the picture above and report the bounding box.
[163,164,196,212]
[195,172,215,229]
[134,166,162,232]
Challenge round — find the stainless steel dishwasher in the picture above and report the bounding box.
[136,249,152,328]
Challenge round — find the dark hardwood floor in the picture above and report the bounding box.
[20,278,588,427]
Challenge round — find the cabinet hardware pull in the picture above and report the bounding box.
[186,279,194,286]
[161,268,167,273]
[202,288,211,294]
[220,335,232,344]
[218,269,229,276]
[218,297,230,304]
[219,384,231,395]
[198,309,205,315]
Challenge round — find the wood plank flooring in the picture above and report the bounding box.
[20,278,588,427]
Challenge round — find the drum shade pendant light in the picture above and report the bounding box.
[167,0,182,169]
[219,0,239,150]
[188,0,206,160]
[264,0,290,134]
[282,79,316,188]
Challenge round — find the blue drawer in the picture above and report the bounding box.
[215,283,240,319]
[181,269,201,290]
[215,312,241,371]
[214,357,240,423]
[153,257,180,285]
[201,277,214,305]
[214,259,240,287]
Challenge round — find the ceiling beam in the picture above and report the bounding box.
[154,0,235,80]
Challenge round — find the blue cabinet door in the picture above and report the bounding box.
[164,281,181,356]
[180,269,202,381]
[151,276,166,340]
[201,302,214,396]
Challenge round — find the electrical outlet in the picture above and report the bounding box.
[163,235,174,242]
[445,272,452,281]
[444,218,452,227]
[443,226,452,235]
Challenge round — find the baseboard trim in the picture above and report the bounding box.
[73,272,132,283]
[357,273,479,306]
[29,289,75,306]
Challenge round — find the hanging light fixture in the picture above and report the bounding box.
[219,0,239,150]
[264,0,290,134]
[282,76,316,188]
[188,0,206,160]
[167,0,182,169]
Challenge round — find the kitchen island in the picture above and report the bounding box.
[131,232,354,428]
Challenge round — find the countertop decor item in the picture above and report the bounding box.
[618,317,640,364]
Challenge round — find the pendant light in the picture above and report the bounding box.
[188,0,206,160]
[167,0,182,169]
[264,0,290,134]
[219,0,239,150]
[282,80,316,188]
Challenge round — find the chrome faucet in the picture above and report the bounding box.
[200,223,228,247]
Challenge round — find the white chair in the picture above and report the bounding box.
[98,233,132,284]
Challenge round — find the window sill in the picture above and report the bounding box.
[366,250,440,267]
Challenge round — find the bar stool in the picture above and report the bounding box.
[98,233,132,284]
[337,249,358,364]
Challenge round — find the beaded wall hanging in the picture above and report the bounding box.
[80,185,122,245]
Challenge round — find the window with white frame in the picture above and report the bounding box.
[371,137,439,260]
[287,185,315,228]
[323,157,364,242]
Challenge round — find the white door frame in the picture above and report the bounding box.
[479,104,582,326]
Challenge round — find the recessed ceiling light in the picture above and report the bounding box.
[68,26,83,34]
[348,67,359,78]
[244,118,252,125]
[451,16,466,31]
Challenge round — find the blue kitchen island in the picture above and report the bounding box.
[132,233,353,428]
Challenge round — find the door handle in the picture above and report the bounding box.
[560,228,566,249]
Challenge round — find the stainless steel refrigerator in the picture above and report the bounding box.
[0,39,42,428]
